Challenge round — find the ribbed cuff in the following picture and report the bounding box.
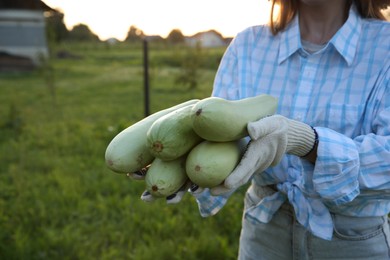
[286,120,316,157]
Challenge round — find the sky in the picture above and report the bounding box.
[41,0,272,41]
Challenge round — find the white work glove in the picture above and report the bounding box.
[220,115,317,191]
[129,167,204,204]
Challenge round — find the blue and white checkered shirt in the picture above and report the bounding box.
[195,5,390,240]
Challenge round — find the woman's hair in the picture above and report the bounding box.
[269,0,390,35]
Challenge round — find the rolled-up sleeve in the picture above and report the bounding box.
[313,127,360,206]
[314,75,390,207]
[355,81,390,189]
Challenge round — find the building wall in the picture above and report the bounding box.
[186,31,226,48]
[0,9,49,65]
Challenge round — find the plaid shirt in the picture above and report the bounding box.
[195,5,390,240]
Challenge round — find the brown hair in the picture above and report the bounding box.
[269,0,390,35]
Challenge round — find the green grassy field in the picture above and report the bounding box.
[0,42,248,259]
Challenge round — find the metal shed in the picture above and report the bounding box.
[0,0,54,70]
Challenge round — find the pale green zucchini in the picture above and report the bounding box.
[191,94,277,142]
[147,104,203,161]
[105,99,199,173]
[185,139,247,188]
[145,156,188,197]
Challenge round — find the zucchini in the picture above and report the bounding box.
[105,99,199,173]
[185,139,246,188]
[145,156,188,197]
[191,95,277,142]
[147,104,203,161]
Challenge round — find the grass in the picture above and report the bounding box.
[0,41,248,259]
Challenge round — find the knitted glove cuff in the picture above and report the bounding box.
[286,119,317,157]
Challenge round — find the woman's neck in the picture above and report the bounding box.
[298,0,349,44]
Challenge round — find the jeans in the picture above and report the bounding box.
[238,185,390,260]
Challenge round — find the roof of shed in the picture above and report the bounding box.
[0,0,55,11]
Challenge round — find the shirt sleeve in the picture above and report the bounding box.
[211,38,239,100]
[356,79,390,189]
[193,189,235,217]
[313,71,390,207]
[193,38,240,216]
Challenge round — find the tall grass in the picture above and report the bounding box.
[0,42,248,259]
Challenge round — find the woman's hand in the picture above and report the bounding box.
[218,115,318,191]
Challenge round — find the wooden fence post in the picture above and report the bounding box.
[143,38,150,117]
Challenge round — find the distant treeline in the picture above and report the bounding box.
[45,11,102,43]
[45,10,222,44]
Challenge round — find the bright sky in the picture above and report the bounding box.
[41,0,272,41]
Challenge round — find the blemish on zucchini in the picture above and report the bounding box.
[195,108,202,116]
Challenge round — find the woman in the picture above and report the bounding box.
[190,0,390,259]
[137,0,390,258]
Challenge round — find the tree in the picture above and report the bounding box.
[45,10,69,43]
[166,29,185,44]
[125,25,144,42]
[68,24,100,42]
[175,42,204,90]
